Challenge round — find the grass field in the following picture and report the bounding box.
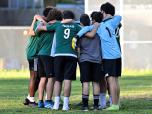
[0,70,152,114]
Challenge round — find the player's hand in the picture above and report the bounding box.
[71,35,79,51]
[93,22,100,28]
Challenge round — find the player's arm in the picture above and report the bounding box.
[85,22,100,38]
[28,17,37,36]
[36,21,58,32]
[34,15,46,23]
[76,25,94,38]
[110,15,122,29]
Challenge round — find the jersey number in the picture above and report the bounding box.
[64,28,70,39]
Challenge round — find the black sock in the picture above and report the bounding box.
[82,94,89,107]
[93,95,99,107]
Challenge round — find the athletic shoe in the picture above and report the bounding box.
[98,105,106,109]
[38,101,44,108]
[62,106,70,111]
[104,104,119,111]
[28,101,37,107]
[52,102,60,110]
[81,106,89,111]
[23,98,30,105]
[23,98,37,107]
[44,100,54,109]
[93,106,100,111]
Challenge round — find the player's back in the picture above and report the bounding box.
[55,22,81,56]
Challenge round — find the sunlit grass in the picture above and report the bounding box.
[0,70,29,79]
[0,70,152,114]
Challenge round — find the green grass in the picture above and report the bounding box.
[0,70,152,114]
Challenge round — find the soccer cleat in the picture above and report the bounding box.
[93,105,100,111]
[23,98,30,105]
[98,105,106,109]
[28,101,37,107]
[104,104,119,111]
[44,100,54,109]
[23,98,37,107]
[81,106,89,111]
[38,101,44,108]
[52,102,60,110]
[62,106,70,111]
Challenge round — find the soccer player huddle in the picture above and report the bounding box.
[24,2,122,111]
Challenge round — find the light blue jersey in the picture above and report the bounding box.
[77,15,122,59]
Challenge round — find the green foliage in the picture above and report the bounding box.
[0,70,152,114]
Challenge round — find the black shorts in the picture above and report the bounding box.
[28,58,38,71]
[54,56,77,82]
[102,58,122,77]
[79,61,104,82]
[38,55,54,78]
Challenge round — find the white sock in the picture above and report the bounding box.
[27,94,35,102]
[63,97,69,110]
[99,93,106,108]
[53,96,60,110]
[109,95,112,106]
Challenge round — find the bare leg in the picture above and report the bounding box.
[46,77,55,100]
[54,81,62,96]
[29,70,37,97]
[82,82,89,95]
[53,81,62,110]
[38,77,47,100]
[64,80,72,97]
[99,78,107,108]
[100,78,107,93]
[93,82,100,95]
[106,76,119,105]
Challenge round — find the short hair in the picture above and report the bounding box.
[90,11,103,23]
[47,8,63,21]
[80,14,90,26]
[43,6,54,17]
[100,2,115,16]
[63,10,75,19]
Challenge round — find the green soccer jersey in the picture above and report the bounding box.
[46,21,81,57]
[38,25,55,56]
[26,21,41,60]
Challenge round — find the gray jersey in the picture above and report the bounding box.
[79,34,102,63]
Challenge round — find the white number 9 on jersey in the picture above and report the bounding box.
[64,28,70,39]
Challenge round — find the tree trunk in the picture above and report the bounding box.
[43,0,56,7]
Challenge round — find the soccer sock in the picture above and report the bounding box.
[109,95,112,106]
[94,95,99,107]
[82,94,89,107]
[53,96,60,109]
[99,93,106,107]
[63,97,69,108]
[27,94,35,102]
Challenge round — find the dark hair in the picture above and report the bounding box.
[47,8,63,21]
[63,10,75,19]
[80,14,90,26]
[55,10,63,21]
[100,2,115,16]
[90,11,103,23]
[43,6,54,17]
